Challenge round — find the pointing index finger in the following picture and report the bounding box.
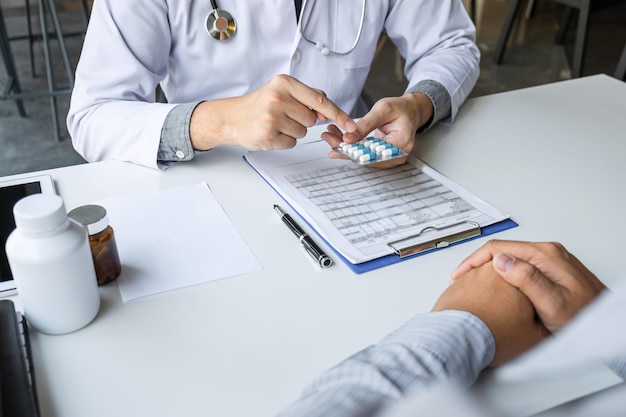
[293,83,356,133]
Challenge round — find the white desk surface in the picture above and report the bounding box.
[4,74,626,417]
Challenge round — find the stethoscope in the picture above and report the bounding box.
[297,0,366,56]
[205,0,366,56]
[205,0,236,41]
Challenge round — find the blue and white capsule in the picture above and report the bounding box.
[346,144,365,155]
[358,152,377,162]
[375,143,393,153]
[381,147,399,157]
[361,137,381,148]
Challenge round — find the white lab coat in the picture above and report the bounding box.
[68,0,479,169]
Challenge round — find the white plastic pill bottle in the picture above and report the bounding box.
[5,194,100,334]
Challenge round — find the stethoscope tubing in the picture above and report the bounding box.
[297,0,366,56]
[207,0,366,56]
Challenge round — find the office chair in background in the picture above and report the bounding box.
[1,0,89,141]
[0,4,27,118]
[22,0,89,77]
[494,0,593,78]
[495,0,626,79]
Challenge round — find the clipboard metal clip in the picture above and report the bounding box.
[387,221,481,258]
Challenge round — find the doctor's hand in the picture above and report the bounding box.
[433,262,549,367]
[189,74,356,152]
[450,240,607,333]
[320,92,434,168]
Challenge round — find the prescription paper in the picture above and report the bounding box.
[245,139,510,265]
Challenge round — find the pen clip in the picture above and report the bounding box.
[387,221,481,258]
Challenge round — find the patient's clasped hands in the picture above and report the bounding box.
[435,240,607,366]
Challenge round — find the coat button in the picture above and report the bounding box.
[292,49,302,64]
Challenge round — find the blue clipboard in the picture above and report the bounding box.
[244,154,519,274]
[279,199,518,274]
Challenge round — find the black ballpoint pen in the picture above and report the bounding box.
[274,204,333,268]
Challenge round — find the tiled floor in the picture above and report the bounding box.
[1,0,625,176]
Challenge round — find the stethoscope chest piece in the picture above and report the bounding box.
[206,8,236,41]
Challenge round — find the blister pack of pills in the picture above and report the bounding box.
[333,137,408,166]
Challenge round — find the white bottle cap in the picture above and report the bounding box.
[13,194,68,234]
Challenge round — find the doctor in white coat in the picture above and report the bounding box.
[67,0,480,170]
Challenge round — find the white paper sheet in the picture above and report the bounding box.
[97,183,262,302]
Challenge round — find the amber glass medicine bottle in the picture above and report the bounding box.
[68,205,121,285]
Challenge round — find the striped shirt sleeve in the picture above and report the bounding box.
[277,310,495,417]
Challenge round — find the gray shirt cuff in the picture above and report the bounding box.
[406,80,452,133]
[157,102,201,163]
